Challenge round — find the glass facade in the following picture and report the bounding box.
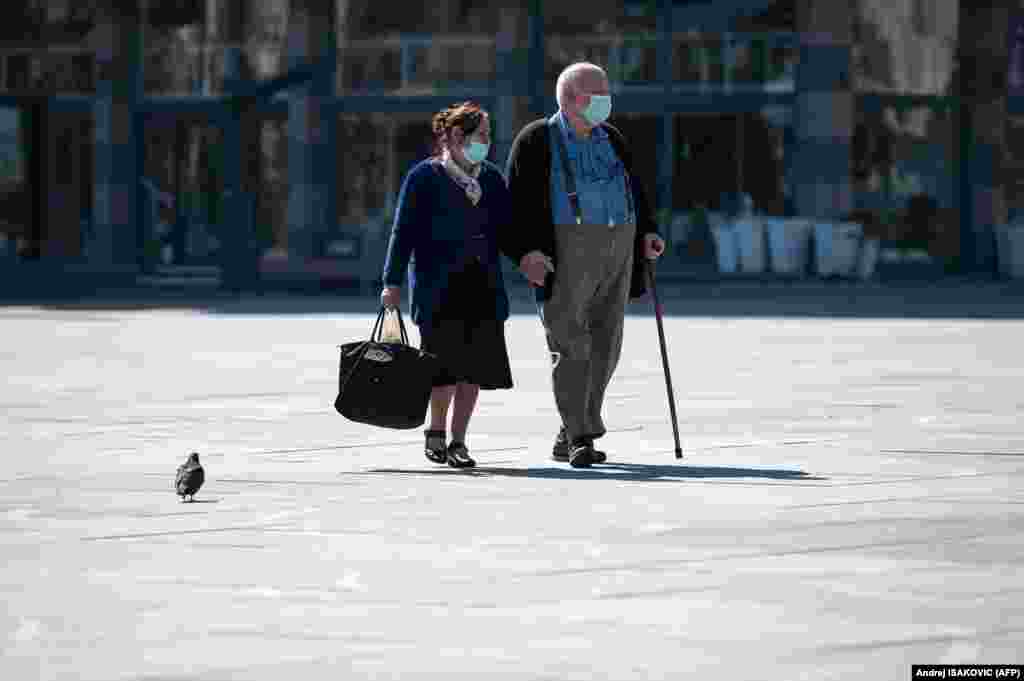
[852,100,960,257]
[336,1,506,95]
[1007,114,1024,222]
[256,114,289,256]
[335,113,431,236]
[145,0,291,95]
[45,110,92,258]
[666,109,789,266]
[2,0,1016,281]
[0,3,96,93]
[543,0,659,93]
[141,114,227,265]
[0,104,30,259]
[671,0,797,93]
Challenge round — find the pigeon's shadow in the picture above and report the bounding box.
[181,498,220,504]
[364,462,826,483]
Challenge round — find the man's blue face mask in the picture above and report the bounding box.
[581,95,612,126]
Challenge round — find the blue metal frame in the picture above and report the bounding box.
[2,1,990,287]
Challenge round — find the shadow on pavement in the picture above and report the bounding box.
[3,280,1023,319]
[362,462,827,483]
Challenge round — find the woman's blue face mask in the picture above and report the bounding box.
[463,139,490,164]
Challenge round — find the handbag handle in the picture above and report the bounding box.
[337,307,388,402]
[337,305,411,406]
[374,305,410,345]
[335,303,387,399]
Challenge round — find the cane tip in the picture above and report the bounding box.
[674,448,683,459]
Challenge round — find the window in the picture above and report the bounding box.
[145,0,293,95]
[543,0,659,98]
[337,0,515,95]
[335,113,432,240]
[0,106,30,259]
[853,0,958,95]
[670,108,788,265]
[911,0,934,37]
[852,101,959,257]
[671,0,797,92]
[1005,115,1024,222]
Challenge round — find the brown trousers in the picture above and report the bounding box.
[539,221,636,443]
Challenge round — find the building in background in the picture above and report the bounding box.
[0,0,1020,293]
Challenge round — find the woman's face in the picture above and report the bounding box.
[449,112,491,163]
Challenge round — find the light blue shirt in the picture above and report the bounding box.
[548,111,634,227]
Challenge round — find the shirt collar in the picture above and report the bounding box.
[555,110,607,143]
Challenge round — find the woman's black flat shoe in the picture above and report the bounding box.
[446,442,476,468]
[424,430,448,464]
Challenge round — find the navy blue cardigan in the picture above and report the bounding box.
[381,158,515,330]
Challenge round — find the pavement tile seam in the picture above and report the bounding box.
[4,305,1024,678]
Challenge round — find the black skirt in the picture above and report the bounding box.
[419,260,514,390]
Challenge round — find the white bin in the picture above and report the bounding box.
[998,223,1024,278]
[815,221,864,277]
[711,222,739,274]
[734,218,766,274]
[857,238,881,280]
[765,218,813,276]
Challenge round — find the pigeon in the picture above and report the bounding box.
[175,452,205,502]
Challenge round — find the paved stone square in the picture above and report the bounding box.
[1,285,1022,680]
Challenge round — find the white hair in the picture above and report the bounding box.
[555,62,607,111]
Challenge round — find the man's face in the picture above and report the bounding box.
[571,72,610,119]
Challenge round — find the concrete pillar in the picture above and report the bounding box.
[527,0,546,117]
[220,0,263,289]
[284,0,336,261]
[790,0,854,220]
[89,2,143,267]
[958,2,1011,274]
[656,0,674,230]
[494,5,529,165]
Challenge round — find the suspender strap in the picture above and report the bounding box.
[548,117,582,225]
[548,117,637,227]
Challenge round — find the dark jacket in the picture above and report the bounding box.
[382,158,513,330]
[504,117,660,301]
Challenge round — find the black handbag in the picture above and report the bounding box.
[334,306,440,429]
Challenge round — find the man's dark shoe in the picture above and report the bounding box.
[446,442,476,468]
[552,427,606,463]
[569,440,596,468]
[551,426,570,461]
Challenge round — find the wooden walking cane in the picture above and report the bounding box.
[645,259,683,459]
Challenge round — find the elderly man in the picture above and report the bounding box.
[505,62,666,468]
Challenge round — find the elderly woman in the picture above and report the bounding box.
[380,101,517,468]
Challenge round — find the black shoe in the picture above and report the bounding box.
[552,428,607,463]
[551,426,570,462]
[569,440,596,468]
[424,429,447,464]
[446,442,476,468]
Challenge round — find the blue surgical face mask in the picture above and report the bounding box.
[581,95,612,126]
[462,139,490,165]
